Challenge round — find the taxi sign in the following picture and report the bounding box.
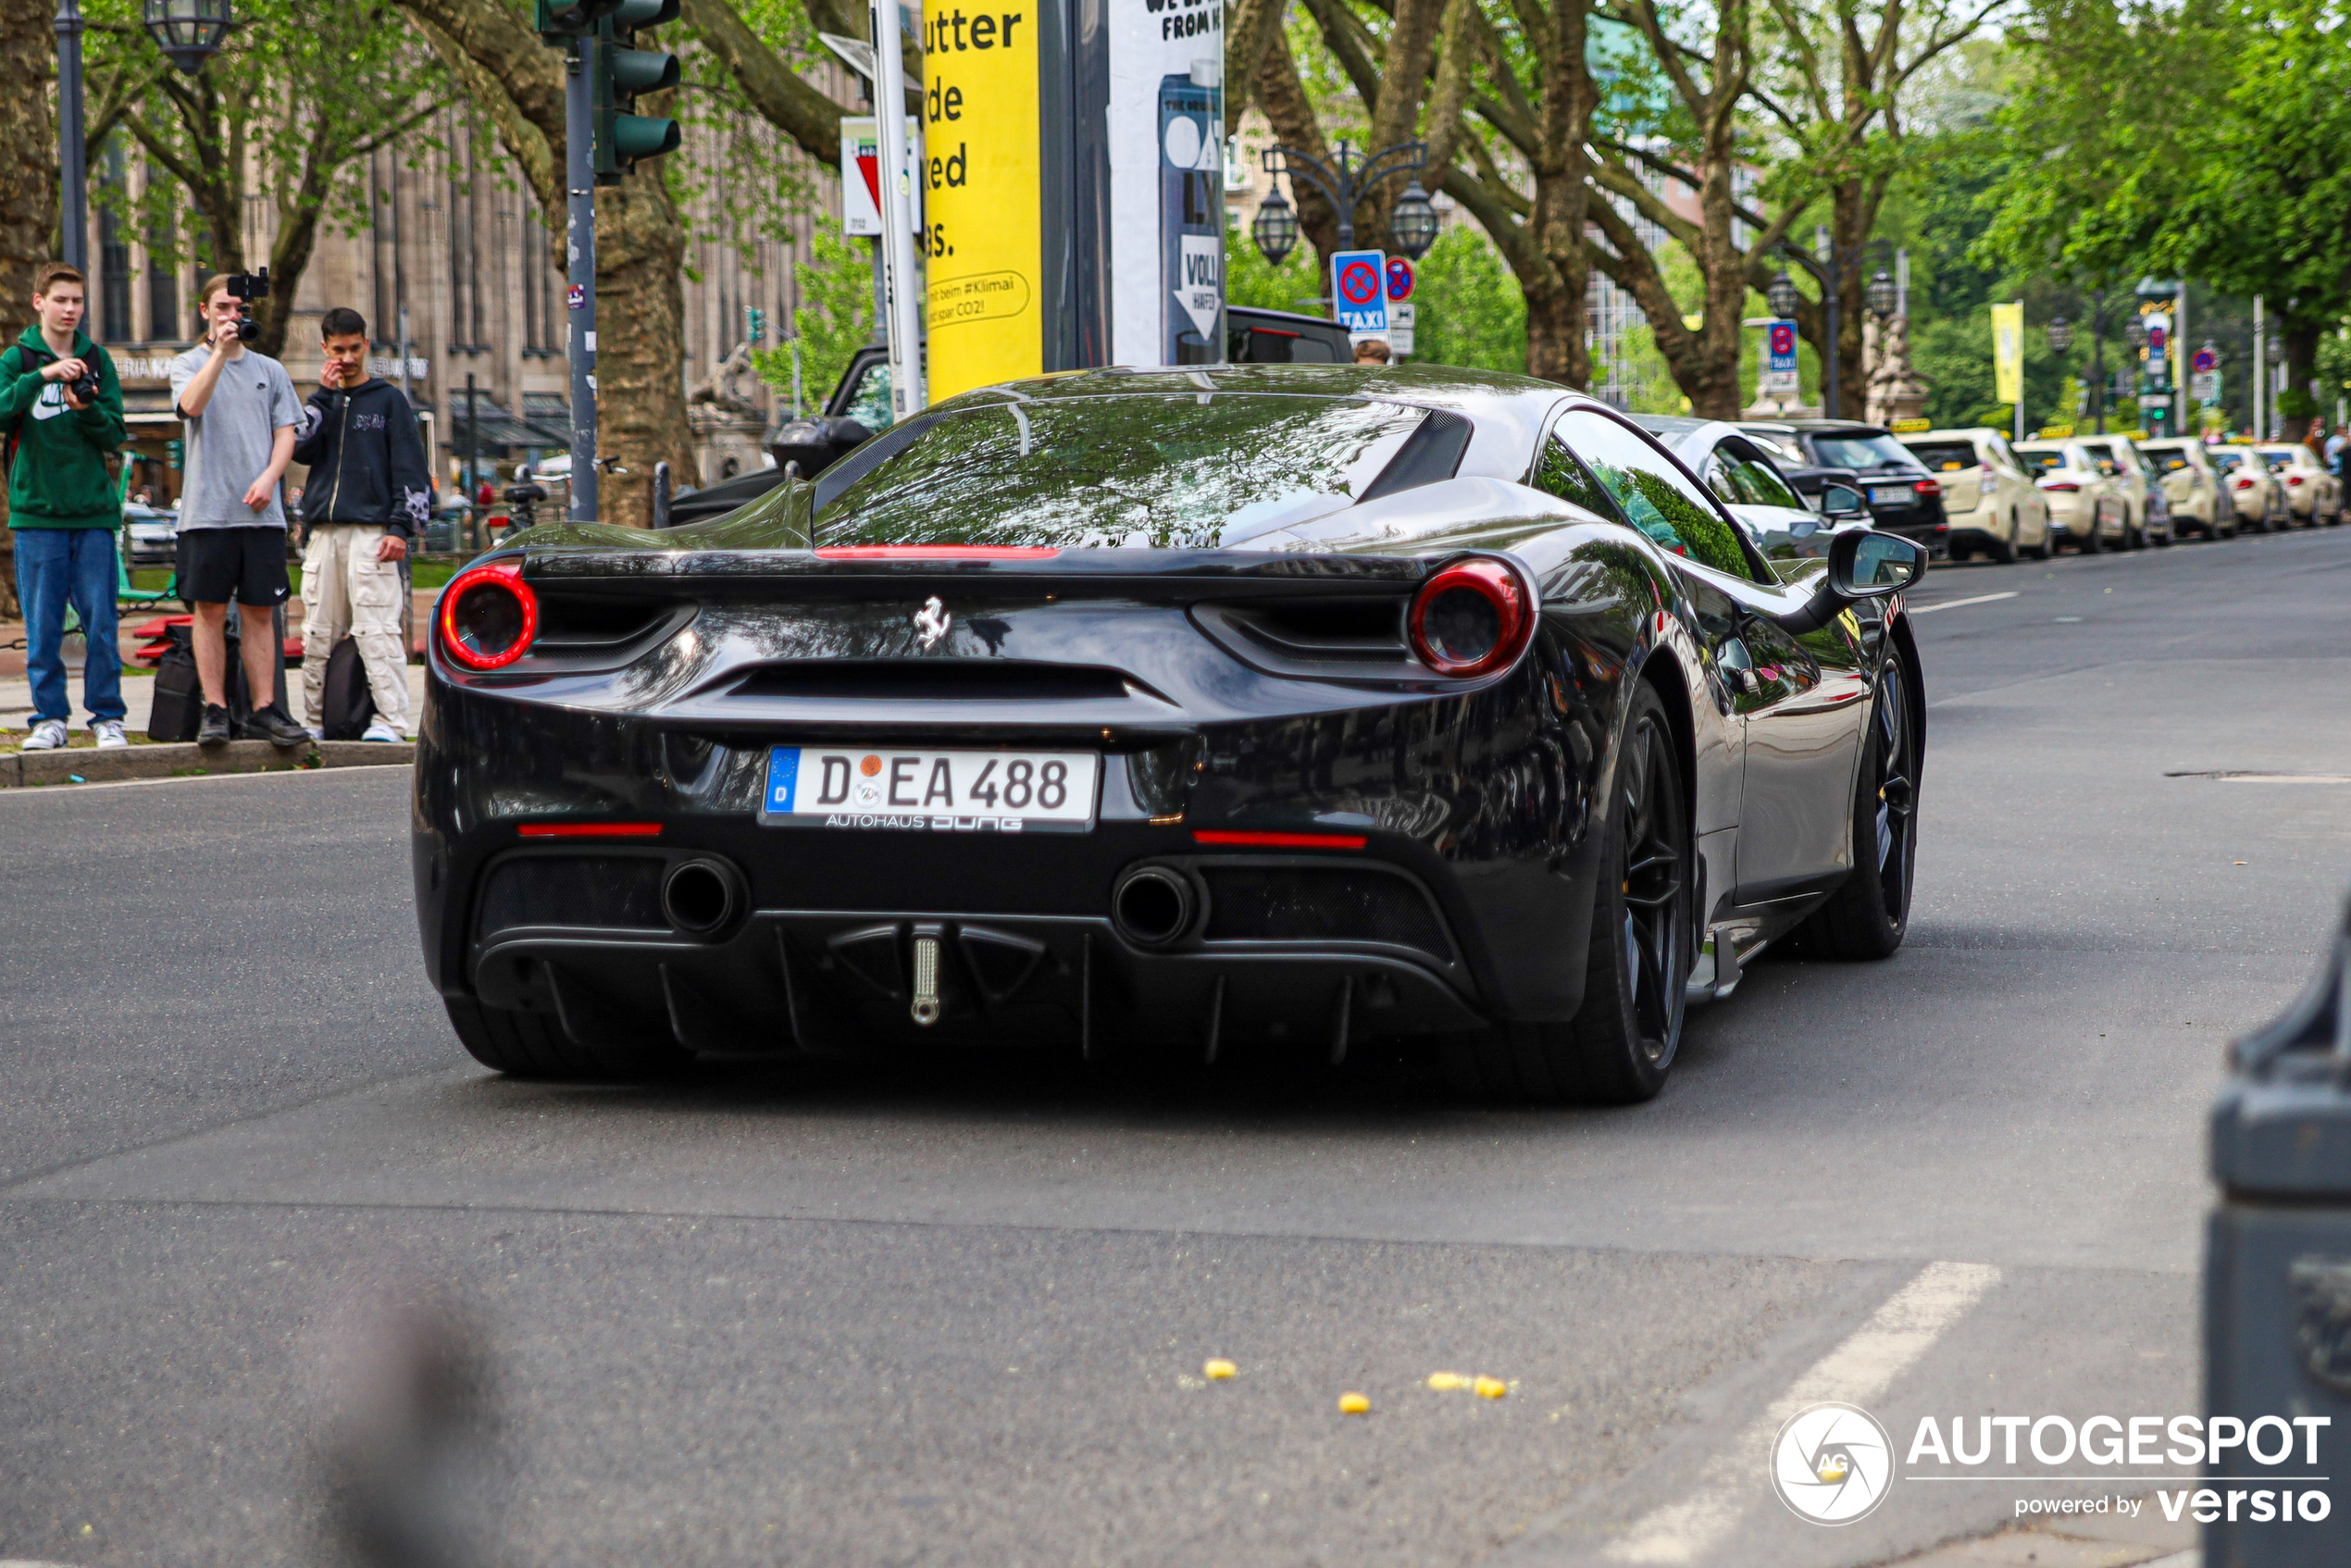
[1331,248,1387,336]
[1890,417,1931,432]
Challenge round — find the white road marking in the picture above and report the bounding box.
[1602,1261,2003,1564]
[1908,591,2019,614]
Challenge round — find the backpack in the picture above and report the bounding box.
[147,620,256,741]
[317,634,378,740]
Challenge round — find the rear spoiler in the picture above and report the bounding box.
[518,546,1436,604]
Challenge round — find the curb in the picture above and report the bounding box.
[0,739,415,789]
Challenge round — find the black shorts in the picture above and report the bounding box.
[180,527,291,607]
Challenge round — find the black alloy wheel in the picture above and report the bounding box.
[1441,683,1692,1105]
[1788,650,1919,960]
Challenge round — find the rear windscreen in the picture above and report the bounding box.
[1809,432,1929,472]
[814,394,1433,548]
[2144,448,2191,472]
[2212,451,2248,471]
[1905,442,1979,472]
[2018,449,2069,474]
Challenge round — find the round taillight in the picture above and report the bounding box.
[438,561,539,670]
[1409,556,1534,678]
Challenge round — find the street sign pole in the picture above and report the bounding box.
[565,34,599,522]
[867,0,925,420]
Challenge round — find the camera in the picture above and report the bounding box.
[225,268,269,343]
[67,366,97,404]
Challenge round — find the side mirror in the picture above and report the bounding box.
[1830,528,1927,597]
[1773,529,1928,633]
[1818,482,1867,517]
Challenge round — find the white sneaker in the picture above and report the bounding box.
[19,718,67,752]
[305,725,326,742]
[91,718,129,750]
[360,718,404,742]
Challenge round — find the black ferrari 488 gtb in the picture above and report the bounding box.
[415,365,1927,1102]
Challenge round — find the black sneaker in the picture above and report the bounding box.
[241,703,311,747]
[197,704,231,747]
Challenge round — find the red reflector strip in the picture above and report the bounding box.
[1191,829,1367,850]
[814,545,1062,559]
[516,822,665,839]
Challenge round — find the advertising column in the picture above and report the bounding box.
[923,2,1045,401]
[1103,0,1225,366]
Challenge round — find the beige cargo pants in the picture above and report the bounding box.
[300,524,412,734]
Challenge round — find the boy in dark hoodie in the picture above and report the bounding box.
[290,307,429,740]
[0,262,130,751]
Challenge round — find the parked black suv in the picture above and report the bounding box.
[1735,419,1950,557]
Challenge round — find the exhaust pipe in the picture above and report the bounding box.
[660,857,746,940]
[1112,865,1199,949]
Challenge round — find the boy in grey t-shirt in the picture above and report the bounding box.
[169,275,308,746]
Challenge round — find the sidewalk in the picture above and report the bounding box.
[0,588,439,678]
[0,665,427,736]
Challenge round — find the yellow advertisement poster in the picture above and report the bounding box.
[924,4,1042,401]
[1991,301,2023,406]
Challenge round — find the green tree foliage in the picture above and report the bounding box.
[1407,228,1526,373]
[752,220,873,409]
[85,0,450,355]
[1982,0,2351,433]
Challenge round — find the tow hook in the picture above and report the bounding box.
[911,930,942,1027]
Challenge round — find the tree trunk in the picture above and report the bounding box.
[2282,319,2321,442]
[0,0,59,619]
[397,0,695,525]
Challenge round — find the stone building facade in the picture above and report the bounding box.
[83,79,858,505]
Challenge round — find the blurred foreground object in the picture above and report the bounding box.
[318,1288,495,1568]
[2208,896,2351,1565]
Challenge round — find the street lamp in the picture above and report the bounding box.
[1864,268,1898,320]
[143,0,232,75]
[1258,139,1429,255]
[1389,181,1440,261]
[55,0,87,273]
[1250,186,1299,268]
[1763,235,1892,419]
[2046,316,2072,355]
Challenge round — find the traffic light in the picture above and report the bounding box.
[593,0,680,184]
[166,438,183,470]
[531,0,616,37]
[747,305,766,343]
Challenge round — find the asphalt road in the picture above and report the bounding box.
[7,523,2351,1566]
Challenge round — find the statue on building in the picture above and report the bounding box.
[1864,313,1932,428]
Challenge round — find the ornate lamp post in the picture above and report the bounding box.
[2046,317,2072,355]
[143,0,233,74]
[1762,234,1892,419]
[1251,140,1437,265]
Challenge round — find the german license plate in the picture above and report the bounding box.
[1870,485,1913,505]
[761,745,1100,832]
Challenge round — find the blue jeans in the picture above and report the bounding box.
[13,527,125,724]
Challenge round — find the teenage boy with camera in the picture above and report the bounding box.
[170,273,309,747]
[291,307,428,741]
[0,262,130,751]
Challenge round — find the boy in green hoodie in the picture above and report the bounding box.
[0,262,129,750]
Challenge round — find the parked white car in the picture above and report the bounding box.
[2209,445,2287,531]
[2133,439,2237,540]
[2011,439,2129,553]
[2074,434,2173,548]
[1897,428,2055,563]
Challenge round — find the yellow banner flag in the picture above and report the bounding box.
[1991,301,2024,406]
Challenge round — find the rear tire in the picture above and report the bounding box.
[1987,519,2017,565]
[2076,525,2101,554]
[1786,649,1919,961]
[443,994,692,1081]
[1443,684,1692,1105]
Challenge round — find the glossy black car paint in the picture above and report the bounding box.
[414,365,1922,1067]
